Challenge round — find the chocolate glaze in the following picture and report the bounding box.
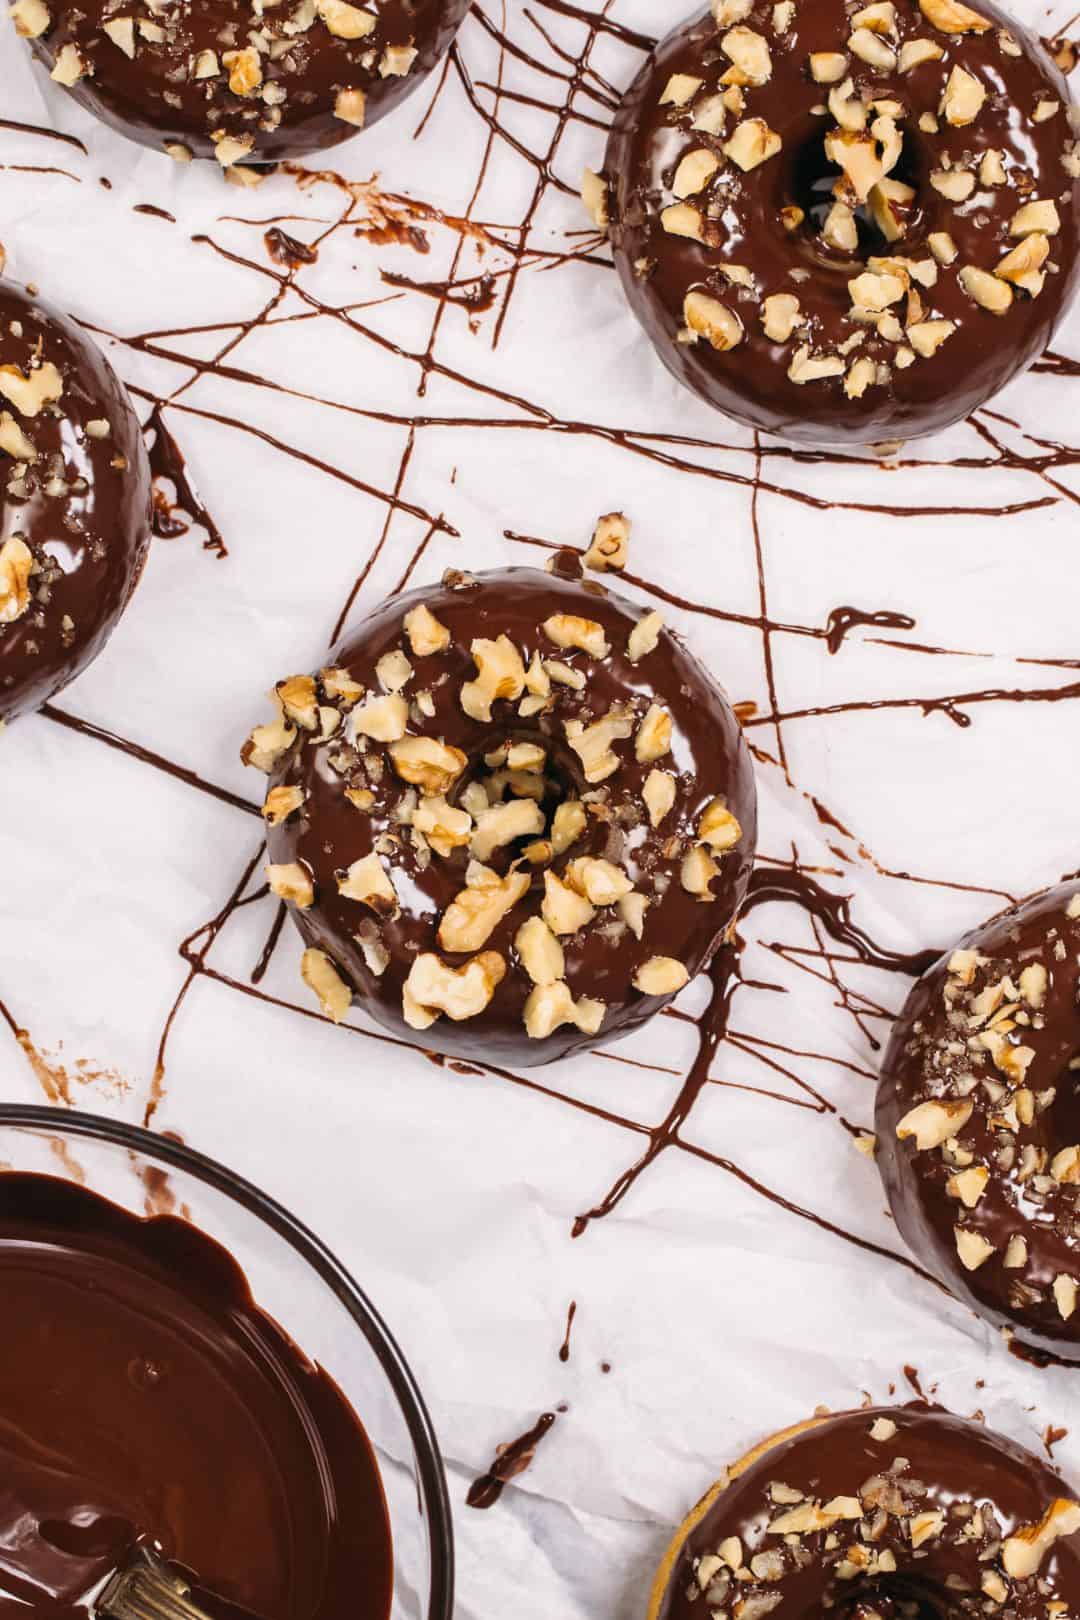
[0,279,150,725]
[24,0,470,166]
[258,565,757,1066]
[877,880,1080,1362]
[657,1405,1080,1620]
[603,1,1080,444]
[0,1171,392,1620]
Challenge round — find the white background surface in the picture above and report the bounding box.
[1,3,1080,1616]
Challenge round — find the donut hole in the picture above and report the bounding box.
[789,131,926,260]
[453,733,584,874]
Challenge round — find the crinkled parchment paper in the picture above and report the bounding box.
[2,3,1080,1615]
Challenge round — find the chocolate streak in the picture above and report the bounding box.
[603,2,1079,443]
[466,1411,557,1509]
[658,1405,1080,1620]
[0,1172,392,1620]
[25,0,471,164]
[0,279,151,724]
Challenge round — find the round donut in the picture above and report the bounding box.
[0,278,151,726]
[649,1405,1080,1620]
[877,881,1080,1362]
[13,0,470,168]
[242,563,757,1067]
[597,0,1080,445]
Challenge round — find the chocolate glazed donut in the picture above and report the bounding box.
[0,279,151,726]
[242,565,757,1067]
[11,0,471,168]
[877,882,1080,1362]
[650,1405,1080,1620]
[597,0,1080,444]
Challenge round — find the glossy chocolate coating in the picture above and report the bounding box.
[877,882,1080,1361]
[0,279,150,724]
[0,1171,392,1620]
[603,1,1079,445]
[25,0,470,165]
[263,565,757,1067]
[656,1406,1080,1620]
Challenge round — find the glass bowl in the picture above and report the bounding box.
[0,1103,454,1620]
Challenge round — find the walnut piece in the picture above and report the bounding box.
[551,800,587,854]
[403,951,506,1028]
[699,799,742,851]
[523,980,605,1039]
[633,957,689,995]
[683,291,745,352]
[0,360,62,417]
[581,168,609,229]
[1002,1500,1080,1577]
[673,148,721,199]
[585,512,630,573]
[918,0,989,30]
[9,0,50,37]
[565,707,634,783]
[761,293,802,343]
[438,865,529,952]
[635,703,672,764]
[643,769,676,827]
[959,265,1012,313]
[682,844,720,899]
[375,649,413,693]
[389,735,467,795]
[543,613,610,659]
[337,852,398,916]
[301,948,352,1022]
[352,692,409,742]
[542,871,595,935]
[470,798,545,862]
[724,118,782,171]
[413,794,472,857]
[566,857,633,905]
[0,536,33,624]
[316,0,375,37]
[515,916,565,986]
[895,1097,973,1148]
[266,861,314,909]
[262,784,306,825]
[461,635,526,722]
[334,89,366,126]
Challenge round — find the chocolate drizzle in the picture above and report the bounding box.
[466,1411,557,1509]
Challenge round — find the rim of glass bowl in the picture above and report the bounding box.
[0,1102,455,1620]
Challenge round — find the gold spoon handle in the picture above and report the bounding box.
[97,1545,217,1620]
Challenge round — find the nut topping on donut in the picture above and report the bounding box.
[598,0,1079,442]
[247,566,756,1064]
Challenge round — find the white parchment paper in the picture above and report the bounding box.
[2,4,1080,1616]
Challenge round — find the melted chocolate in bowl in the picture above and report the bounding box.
[0,1173,393,1620]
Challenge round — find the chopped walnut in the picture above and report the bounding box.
[724,118,782,171]
[413,794,472,857]
[551,800,587,854]
[471,798,545,862]
[515,916,565,986]
[241,697,297,773]
[898,36,944,67]
[585,512,630,573]
[375,649,413,693]
[661,203,706,240]
[896,1097,973,1149]
[810,51,849,82]
[523,980,605,1039]
[1002,1500,1080,1577]
[673,148,721,198]
[403,950,506,1028]
[566,857,633,905]
[461,635,526,722]
[627,610,663,663]
[541,870,595,935]
[337,852,398,916]
[683,291,745,353]
[321,667,365,707]
[266,861,314,909]
[262,784,306,825]
[761,293,802,342]
[301,948,352,1022]
[8,0,50,36]
[699,799,742,851]
[0,360,62,417]
[720,25,772,85]
[643,769,676,827]
[682,844,720,899]
[0,536,33,625]
[918,0,990,31]
[543,613,610,659]
[635,703,672,764]
[581,168,609,230]
[316,0,375,36]
[633,957,689,995]
[388,735,467,795]
[959,265,1012,313]
[660,73,704,106]
[334,88,367,126]
[954,1226,995,1270]
[352,692,409,742]
[438,864,529,953]
[940,65,985,126]
[50,43,88,83]
[565,707,634,783]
